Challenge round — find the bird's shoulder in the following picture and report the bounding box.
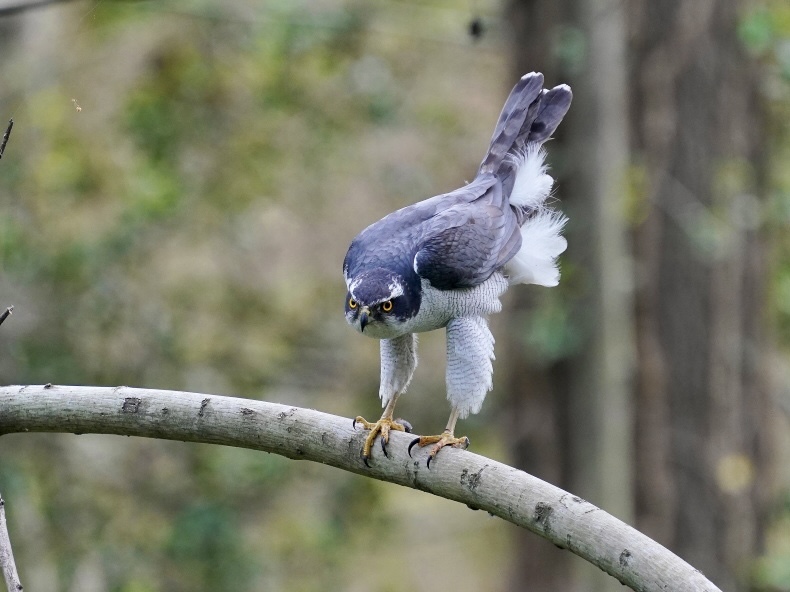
[412,179,522,290]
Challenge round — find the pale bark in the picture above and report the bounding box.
[0,384,720,592]
[0,494,23,592]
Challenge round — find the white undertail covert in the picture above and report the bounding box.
[505,146,568,287]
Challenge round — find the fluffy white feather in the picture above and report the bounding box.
[508,145,554,208]
[505,210,568,286]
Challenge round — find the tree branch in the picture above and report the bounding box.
[0,495,22,592]
[0,121,12,161]
[0,0,73,18]
[0,384,720,592]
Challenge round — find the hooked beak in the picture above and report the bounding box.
[359,307,370,332]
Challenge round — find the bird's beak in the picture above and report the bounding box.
[359,307,370,332]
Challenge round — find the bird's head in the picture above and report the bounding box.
[344,268,420,339]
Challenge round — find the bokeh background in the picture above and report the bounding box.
[0,0,789,590]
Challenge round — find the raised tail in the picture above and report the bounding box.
[478,73,572,177]
[482,73,572,287]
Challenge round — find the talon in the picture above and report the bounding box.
[408,437,420,457]
[354,414,410,466]
[352,417,358,429]
[397,419,413,433]
[408,430,469,466]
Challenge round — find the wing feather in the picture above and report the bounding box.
[413,184,519,289]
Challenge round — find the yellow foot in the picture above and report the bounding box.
[408,431,470,468]
[353,416,412,467]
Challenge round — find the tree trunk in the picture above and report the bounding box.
[630,1,774,589]
[504,0,633,590]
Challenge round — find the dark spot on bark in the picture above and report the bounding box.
[619,549,632,568]
[240,407,255,416]
[286,426,292,433]
[44,383,52,389]
[161,407,169,414]
[198,398,210,417]
[534,502,553,532]
[276,407,297,420]
[466,504,480,511]
[460,465,486,491]
[121,397,142,413]
[572,496,584,503]
[295,448,304,456]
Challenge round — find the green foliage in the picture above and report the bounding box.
[166,502,252,589]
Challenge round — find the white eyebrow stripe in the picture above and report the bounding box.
[348,276,363,298]
[387,280,404,299]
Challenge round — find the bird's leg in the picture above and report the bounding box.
[407,407,470,468]
[353,396,412,467]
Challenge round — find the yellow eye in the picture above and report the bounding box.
[381,300,393,312]
[348,298,357,309]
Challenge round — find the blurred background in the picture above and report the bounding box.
[0,0,788,590]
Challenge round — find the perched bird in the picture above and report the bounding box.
[343,72,572,467]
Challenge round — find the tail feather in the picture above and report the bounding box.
[479,74,573,177]
[478,72,544,175]
[523,84,573,146]
[482,72,573,288]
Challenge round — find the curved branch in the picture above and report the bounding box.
[0,385,720,592]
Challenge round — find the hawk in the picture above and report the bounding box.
[343,72,572,466]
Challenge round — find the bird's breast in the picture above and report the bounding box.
[401,273,510,334]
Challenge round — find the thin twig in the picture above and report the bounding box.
[0,121,12,160]
[0,385,723,592]
[0,0,74,18]
[0,307,13,328]
[0,494,23,592]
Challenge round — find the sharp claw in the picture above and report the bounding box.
[463,437,470,449]
[398,419,413,433]
[408,437,420,458]
[381,437,389,458]
[363,455,371,468]
[427,454,433,469]
[352,417,358,429]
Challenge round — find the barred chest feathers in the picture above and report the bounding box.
[361,273,509,340]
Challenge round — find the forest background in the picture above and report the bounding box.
[1,0,789,591]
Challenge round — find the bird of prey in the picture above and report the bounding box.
[343,72,572,467]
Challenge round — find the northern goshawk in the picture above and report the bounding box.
[343,72,572,466]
